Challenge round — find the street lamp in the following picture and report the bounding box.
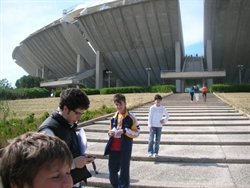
[106,70,112,88]
[237,65,243,84]
[145,68,151,86]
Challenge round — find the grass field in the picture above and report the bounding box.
[214,92,250,115]
[6,93,172,119]
[5,92,250,119]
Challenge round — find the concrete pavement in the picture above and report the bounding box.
[80,93,250,188]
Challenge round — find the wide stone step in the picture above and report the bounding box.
[81,124,250,134]
[85,132,250,145]
[133,112,243,116]
[84,142,250,164]
[92,119,250,126]
[85,159,250,188]
[134,106,234,109]
[124,116,250,121]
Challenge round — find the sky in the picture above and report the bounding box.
[0,0,203,87]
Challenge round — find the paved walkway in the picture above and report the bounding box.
[80,93,250,188]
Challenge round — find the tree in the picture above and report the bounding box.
[0,78,13,89]
[15,75,44,88]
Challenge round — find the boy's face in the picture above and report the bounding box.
[114,101,126,114]
[155,99,162,106]
[28,160,73,188]
[61,106,85,124]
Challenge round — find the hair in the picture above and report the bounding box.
[113,93,126,103]
[0,132,73,188]
[59,88,90,110]
[154,94,162,100]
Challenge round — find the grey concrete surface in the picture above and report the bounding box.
[81,93,250,188]
[204,0,250,84]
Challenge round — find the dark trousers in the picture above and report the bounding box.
[202,92,207,99]
[190,93,194,101]
[108,150,130,188]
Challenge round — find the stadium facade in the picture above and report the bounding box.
[12,0,250,92]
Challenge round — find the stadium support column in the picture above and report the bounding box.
[96,51,103,89]
[77,54,85,72]
[206,40,213,87]
[42,65,48,79]
[175,42,181,92]
[36,68,42,78]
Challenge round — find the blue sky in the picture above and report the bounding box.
[0,0,203,86]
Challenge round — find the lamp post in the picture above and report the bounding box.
[106,70,112,88]
[145,68,151,86]
[237,65,243,84]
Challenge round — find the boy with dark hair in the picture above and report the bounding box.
[148,94,169,157]
[0,132,73,188]
[104,93,140,188]
[38,88,95,188]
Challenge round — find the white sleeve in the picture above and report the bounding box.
[42,128,55,136]
[163,107,169,123]
[148,106,153,127]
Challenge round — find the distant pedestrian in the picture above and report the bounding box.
[148,94,169,157]
[194,85,200,101]
[201,84,208,102]
[189,86,195,102]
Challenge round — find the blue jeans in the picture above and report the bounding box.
[148,127,162,154]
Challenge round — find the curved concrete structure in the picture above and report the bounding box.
[204,0,250,84]
[77,0,184,86]
[12,0,250,91]
[12,0,184,89]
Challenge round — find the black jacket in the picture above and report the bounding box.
[38,111,91,184]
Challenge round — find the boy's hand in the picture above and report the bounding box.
[160,120,164,124]
[108,130,115,137]
[74,155,95,168]
[115,129,124,137]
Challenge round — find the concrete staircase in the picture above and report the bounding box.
[80,93,250,188]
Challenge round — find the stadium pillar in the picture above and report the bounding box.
[206,40,213,87]
[77,54,85,72]
[175,42,181,92]
[42,65,49,79]
[95,51,103,89]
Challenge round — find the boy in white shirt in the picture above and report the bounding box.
[148,94,169,157]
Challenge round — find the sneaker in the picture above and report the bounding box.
[154,153,159,157]
[148,153,153,157]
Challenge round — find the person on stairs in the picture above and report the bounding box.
[147,94,169,157]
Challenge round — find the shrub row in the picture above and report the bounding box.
[9,85,176,99]
[210,84,250,93]
[0,87,50,100]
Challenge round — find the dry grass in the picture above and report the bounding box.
[5,92,250,119]
[7,93,171,119]
[214,92,250,115]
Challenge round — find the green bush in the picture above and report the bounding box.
[210,84,250,93]
[100,85,175,94]
[54,90,62,97]
[0,88,50,100]
[82,88,100,95]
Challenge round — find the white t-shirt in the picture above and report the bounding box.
[148,104,169,127]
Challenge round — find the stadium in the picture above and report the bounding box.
[12,0,250,92]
